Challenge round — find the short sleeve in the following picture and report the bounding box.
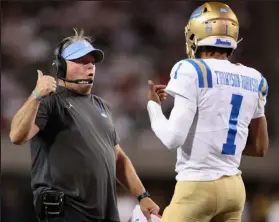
[165,60,199,103]
[113,129,120,146]
[35,97,54,131]
[253,76,268,119]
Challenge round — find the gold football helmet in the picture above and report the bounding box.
[185,2,240,58]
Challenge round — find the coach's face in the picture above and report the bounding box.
[67,54,96,81]
[66,54,96,93]
[60,40,104,94]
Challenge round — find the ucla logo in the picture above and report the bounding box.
[215,39,231,46]
[96,103,108,118]
[219,8,228,13]
[101,113,107,118]
[190,6,203,19]
[205,22,213,34]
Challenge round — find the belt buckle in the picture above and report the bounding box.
[42,191,64,215]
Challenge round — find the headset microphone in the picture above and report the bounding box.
[57,77,93,84]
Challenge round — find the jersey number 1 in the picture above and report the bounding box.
[222,94,243,155]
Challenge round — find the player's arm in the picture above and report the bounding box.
[243,117,268,157]
[9,70,56,145]
[147,96,196,150]
[147,61,198,150]
[243,76,269,157]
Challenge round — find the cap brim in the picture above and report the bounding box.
[89,49,104,63]
[61,40,104,63]
[66,48,104,63]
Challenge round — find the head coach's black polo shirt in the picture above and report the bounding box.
[30,85,120,221]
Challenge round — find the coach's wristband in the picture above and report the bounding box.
[32,90,42,101]
[137,191,151,202]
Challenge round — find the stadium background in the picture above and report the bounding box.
[1,1,279,221]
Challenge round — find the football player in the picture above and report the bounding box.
[147,2,269,222]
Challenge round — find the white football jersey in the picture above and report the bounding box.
[165,58,268,181]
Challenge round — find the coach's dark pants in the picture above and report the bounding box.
[39,205,117,222]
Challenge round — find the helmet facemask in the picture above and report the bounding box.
[185,23,198,59]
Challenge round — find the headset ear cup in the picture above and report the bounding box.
[54,55,67,78]
[53,38,69,79]
[58,56,67,78]
[52,59,59,76]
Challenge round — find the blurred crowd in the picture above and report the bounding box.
[2,1,279,140]
[1,1,279,222]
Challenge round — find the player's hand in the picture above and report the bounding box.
[148,80,167,104]
[139,197,160,222]
[34,70,57,97]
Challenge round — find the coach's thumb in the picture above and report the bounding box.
[37,70,43,79]
[148,80,155,92]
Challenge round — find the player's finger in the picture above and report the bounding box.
[156,89,165,94]
[158,92,168,97]
[158,93,168,97]
[148,80,156,91]
[155,84,166,89]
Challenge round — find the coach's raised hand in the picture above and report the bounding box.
[34,70,57,97]
[9,70,56,145]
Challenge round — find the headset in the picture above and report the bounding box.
[52,39,93,84]
[52,39,69,79]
